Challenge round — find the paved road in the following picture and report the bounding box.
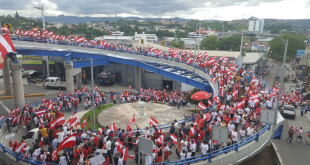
[270,62,310,165]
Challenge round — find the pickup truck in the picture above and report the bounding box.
[43,77,66,90]
[281,105,296,119]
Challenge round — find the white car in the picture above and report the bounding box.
[281,105,296,119]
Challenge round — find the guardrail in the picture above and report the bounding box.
[0,39,275,165]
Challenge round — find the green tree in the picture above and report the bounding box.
[170,38,184,48]
[218,35,241,51]
[200,36,218,50]
[269,33,306,62]
[270,29,279,34]
[15,11,19,18]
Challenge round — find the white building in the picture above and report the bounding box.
[248,18,264,33]
[188,29,219,38]
[111,31,124,36]
[135,32,158,42]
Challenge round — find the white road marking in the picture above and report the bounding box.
[0,100,10,113]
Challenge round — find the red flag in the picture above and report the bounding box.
[75,89,81,95]
[127,154,135,159]
[189,127,195,137]
[126,123,131,131]
[82,86,87,92]
[123,147,129,161]
[198,101,207,110]
[110,122,117,131]
[128,85,132,89]
[39,137,43,147]
[170,134,178,145]
[56,134,76,155]
[81,118,87,128]
[149,116,158,126]
[94,85,98,91]
[0,34,16,70]
[131,113,136,123]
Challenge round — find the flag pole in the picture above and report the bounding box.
[0,20,2,35]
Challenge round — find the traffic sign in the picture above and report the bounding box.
[4,23,12,30]
[260,109,276,124]
[212,126,229,143]
[161,41,165,46]
[140,39,144,44]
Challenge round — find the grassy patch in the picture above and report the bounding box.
[24,61,55,64]
[79,104,114,130]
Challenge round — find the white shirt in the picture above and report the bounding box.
[239,130,245,136]
[200,143,209,154]
[245,108,251,115]
[163,146,170,152]
[234,115,241,123]
[180,153,186,160]
[249,100,255,107]
[266,100,272,107]
[241,118,246,125]
[246,127,255,136]
[106,141,111,150]
[145,155,153,165]
[211,112,217,119]
[180,140,187,152]
[186,152,192,159]
[227,123,235,132]
[232,131,238,142]
[57,132,64,143]
[190,143,196,152]
[227,95,232,101]
[118,157,123,165]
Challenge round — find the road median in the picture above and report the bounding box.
[0,93,45,100]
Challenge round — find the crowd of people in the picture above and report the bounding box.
[1,37,308,165]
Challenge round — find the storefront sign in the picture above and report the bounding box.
[22,55,42,60]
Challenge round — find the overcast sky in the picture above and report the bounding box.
[0,0,309,20]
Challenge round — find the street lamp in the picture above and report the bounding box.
[83,55,95,130]
[34,6,46,30]
[274,35,288,125]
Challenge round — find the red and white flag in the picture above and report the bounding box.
[198,101,207,110]
[219,87,224,97]
[81,86,87,92]
[128,85,132,89]
[131,113,136,123]
[75,89,81,95]
[127,154,135,160]
[56,134,76,155]
[0,33,16,70]
[149,116,158,126]
[58,92,64,98]
[94,85,98,91]
[211,77,216,84]
[189,127,195,137]
[110,122,117,131]
[39,137,43,147]
[81,118,87,128]
[170,134,178,145]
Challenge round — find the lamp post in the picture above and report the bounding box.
[83,55,95,129]
[34,6,46,30]
[274,36,288,125]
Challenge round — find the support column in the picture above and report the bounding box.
[64,62,74,94]
[11,62,25,108]
[42,61,47,76]
[3,58,12,95]
[135,66,141,91]
[76,72,82,89]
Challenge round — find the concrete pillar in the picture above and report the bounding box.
[135,66,141,91]
[64,62,74,94]
[55,62,61,75]
[42,61,47,75]
[10,62,25,108]
[137,101,145,116]
[3,58,12,95]
[76,72,82,89]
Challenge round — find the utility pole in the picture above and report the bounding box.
[115,11,117,54]
[90,58,96,130]
[34,6,46,30]
[194,24,198,56]
[239,33,244,68]
[197,22,201,56]
[274,39,288,125]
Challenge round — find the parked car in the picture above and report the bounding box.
[281,105,296,119]
[27,71,43,79]
[22,70,36,78]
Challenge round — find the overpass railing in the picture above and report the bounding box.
[0,39,274,165]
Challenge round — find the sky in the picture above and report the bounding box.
[0,0,309,20]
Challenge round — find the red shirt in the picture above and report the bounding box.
[198,131,204,141]
[255,107,261,116]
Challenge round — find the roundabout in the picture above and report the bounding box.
[97,102,193,130]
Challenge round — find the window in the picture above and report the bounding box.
[50,79,55,82]
[24,132,34,139]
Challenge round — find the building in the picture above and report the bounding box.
[248,18,264,33]
[188,29,219,38]
[111,31,124,36]
[135,32,157,42]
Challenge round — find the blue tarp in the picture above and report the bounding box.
[296,50,305,58]
[273,124,283,140]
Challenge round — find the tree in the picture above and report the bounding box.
[269,33,306,62]
[200,36,218,50]
[218,35,241,51]
[170,38,184,48]
[15,11,19,18]
[270,29,279,34]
